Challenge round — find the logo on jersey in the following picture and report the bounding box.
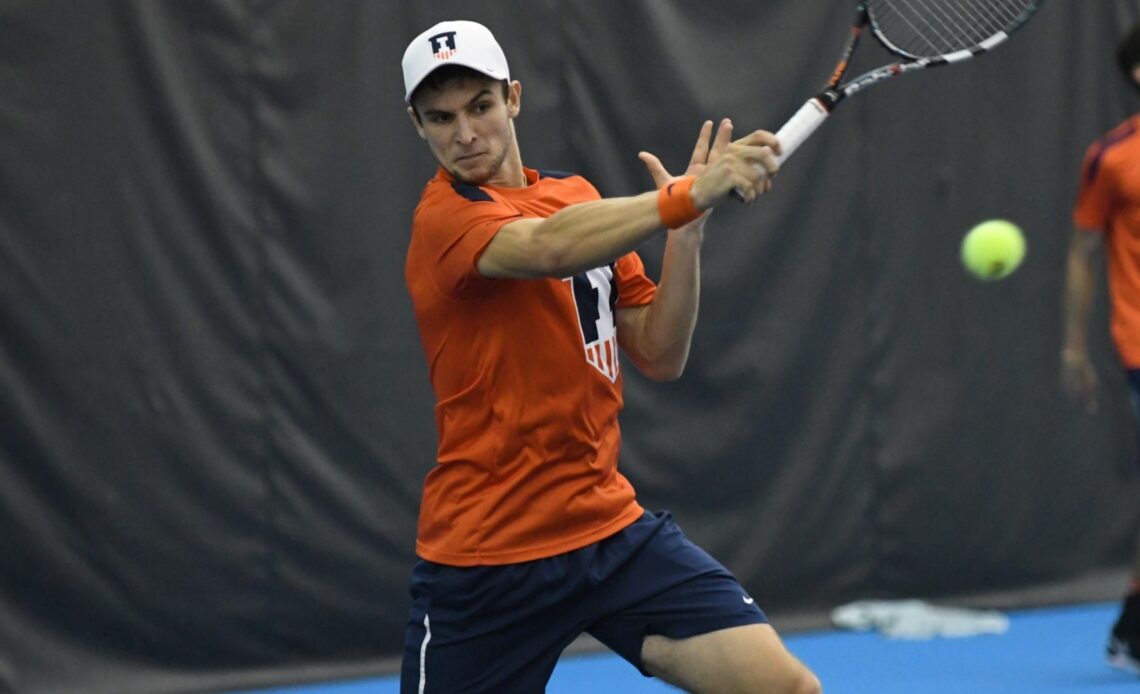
[567,265,619,382]
[429,31,458,60]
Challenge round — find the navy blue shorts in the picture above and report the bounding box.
[1128,369,1140,423]
[400,510,767,693]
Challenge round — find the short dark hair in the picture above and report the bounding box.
[1117,21,1140,82]
[409,65,510,118]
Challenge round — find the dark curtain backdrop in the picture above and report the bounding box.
[2,1,1139,692]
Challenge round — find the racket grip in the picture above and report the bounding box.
[731,98,829,202]
[774,98,829,164]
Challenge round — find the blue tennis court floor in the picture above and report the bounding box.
[234,601,1139,693]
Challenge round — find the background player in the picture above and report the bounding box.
[1061,19,1140,676]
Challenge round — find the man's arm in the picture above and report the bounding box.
[1061,228,1103,411]
[476,127,779,280]
[615,120,733,381]
[615,225,702,381]
[478,192,662,279]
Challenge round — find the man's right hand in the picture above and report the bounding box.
[690,129,782,208]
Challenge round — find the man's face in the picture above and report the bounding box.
[409,77,520,185]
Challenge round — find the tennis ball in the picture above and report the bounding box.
[960,219,1026,280]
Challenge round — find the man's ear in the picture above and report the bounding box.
[407,105,426,140]
[507,81,522,119]
[1131,64,1140,87]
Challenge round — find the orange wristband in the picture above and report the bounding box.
[657,176,702,229]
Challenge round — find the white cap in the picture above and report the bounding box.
[402,20,510,103]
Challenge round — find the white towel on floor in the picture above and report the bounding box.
[831,599,1010,640]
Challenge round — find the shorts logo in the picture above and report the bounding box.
[567,266,619,383]
[429,31,458,60]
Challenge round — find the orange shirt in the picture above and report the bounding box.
[1074,115,1140,368]
[405,166,657,566]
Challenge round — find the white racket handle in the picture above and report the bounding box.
[774,98,829,164]
[730,98,830,201]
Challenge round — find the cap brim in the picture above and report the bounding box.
[405,61,508,102]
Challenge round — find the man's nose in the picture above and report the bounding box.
[455,115,477,144]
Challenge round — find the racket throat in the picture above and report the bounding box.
[817,88,844,111]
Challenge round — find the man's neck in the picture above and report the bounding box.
[484,144,526,188]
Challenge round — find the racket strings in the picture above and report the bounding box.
[868,0,1036,58]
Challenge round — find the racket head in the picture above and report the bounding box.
[865,0,1042,62]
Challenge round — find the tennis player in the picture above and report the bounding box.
[1062,19,1140,676]
[399,19,821,694]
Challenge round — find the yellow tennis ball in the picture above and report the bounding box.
[961,219,1026,280]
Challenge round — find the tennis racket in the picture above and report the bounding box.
[765,0,1042,167]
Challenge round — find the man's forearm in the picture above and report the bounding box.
[625,226,703,380]
[532,193,666,277]
[478,192,669,279]
[1063,235,1097,354]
